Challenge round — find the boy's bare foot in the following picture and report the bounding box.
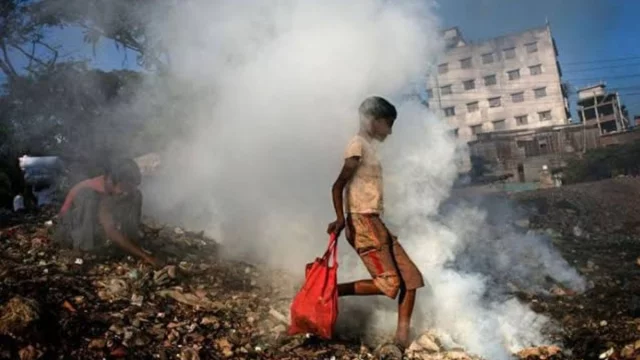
[394,325,411,349]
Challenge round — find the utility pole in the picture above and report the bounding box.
[580,106,587,153]
[593,91,602,135]
[615,92,627,131]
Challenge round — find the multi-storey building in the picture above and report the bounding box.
[427,25,571,143]
[577,84,630,134]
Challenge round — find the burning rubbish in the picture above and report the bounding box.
[0,0,638,358]
[0,178,638,358]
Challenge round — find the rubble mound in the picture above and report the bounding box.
[0,212,368,359]
[3,177,640,359]
[511,178,640,360]
[513,177,640,236]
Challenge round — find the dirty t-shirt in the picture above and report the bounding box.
[344,135,383,214]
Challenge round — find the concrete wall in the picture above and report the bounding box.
[469,123,600,181]
[521,154,572,182]
[427,26,569,143]
[600,128,640,146]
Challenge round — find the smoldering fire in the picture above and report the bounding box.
[69,1,586,358]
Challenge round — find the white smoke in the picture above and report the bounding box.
[126,1,586,359]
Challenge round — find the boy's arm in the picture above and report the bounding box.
[98,198,162,268]
[327,156,360,237]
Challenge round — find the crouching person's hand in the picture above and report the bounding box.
[143,254,165,269]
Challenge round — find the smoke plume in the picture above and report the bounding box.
[101,1,587,358]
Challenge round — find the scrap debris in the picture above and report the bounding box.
[1,177,640,358]
[0,210,365,359]
[0,296,40,336]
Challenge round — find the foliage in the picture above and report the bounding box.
[0,0,169,81]
[563,141,640,184]
[0,0,61,80]
[0,61,143,157]
[32,0,170,71]
[0,0,182,206]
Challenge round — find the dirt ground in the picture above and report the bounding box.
[512,177,640,360]
[0,177,639,359]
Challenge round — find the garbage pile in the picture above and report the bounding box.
[0,212,367,359]
[513,177,640,237]
[511,177,640,360]
[2,176,640,360]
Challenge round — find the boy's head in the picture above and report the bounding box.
[105,158,141,196]
[358,96,397,142]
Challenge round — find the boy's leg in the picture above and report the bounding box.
[340,214,403,299]
[338,214,386,297]
[396,288,416,347]
[389,236,424,347]
[338,280,383,296]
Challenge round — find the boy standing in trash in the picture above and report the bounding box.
[54,158,161,267]
[327,96,424,349]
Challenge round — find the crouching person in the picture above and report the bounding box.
[54,158,161,267]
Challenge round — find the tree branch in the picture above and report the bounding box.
[76,22,157,65]
[9,42,47,67]
[28,40,36,69]
[35,39,58,67]
[0,59,16,79]
[0,40,18,77]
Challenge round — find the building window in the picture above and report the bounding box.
[539,110,552,121]
[511,92,524,103]
[484,74,497,86]
[444,107,455,117]
[529,64,542,75]
[426,88,433,98]
[534,87,547,98]
[516,115,528,125]
[482,53,494,64]
[440,85,452,95]
[507,69,520,80]
[503,47,516,59]
[489,97,501,108]
[525,42,538,53]
[460,57,472,69]
[467,101,479,112]
[493,119,506,130]
[438,63,449,74]
[463,79,475,90]
[471,124,483,135]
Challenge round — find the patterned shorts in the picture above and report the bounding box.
[346,214,424,299]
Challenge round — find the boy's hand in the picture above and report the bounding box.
[327,218,345,237]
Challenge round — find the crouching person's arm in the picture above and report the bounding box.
[98,198,162,268]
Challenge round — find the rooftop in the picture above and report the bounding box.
[441,24,550,50]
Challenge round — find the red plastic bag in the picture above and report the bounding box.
[288,234,338,339]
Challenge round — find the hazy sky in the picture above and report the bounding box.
[4,0,640,118]
[434,0,640,119]
[77,0,640,119]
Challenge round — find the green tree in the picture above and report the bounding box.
[33,0,169,71]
